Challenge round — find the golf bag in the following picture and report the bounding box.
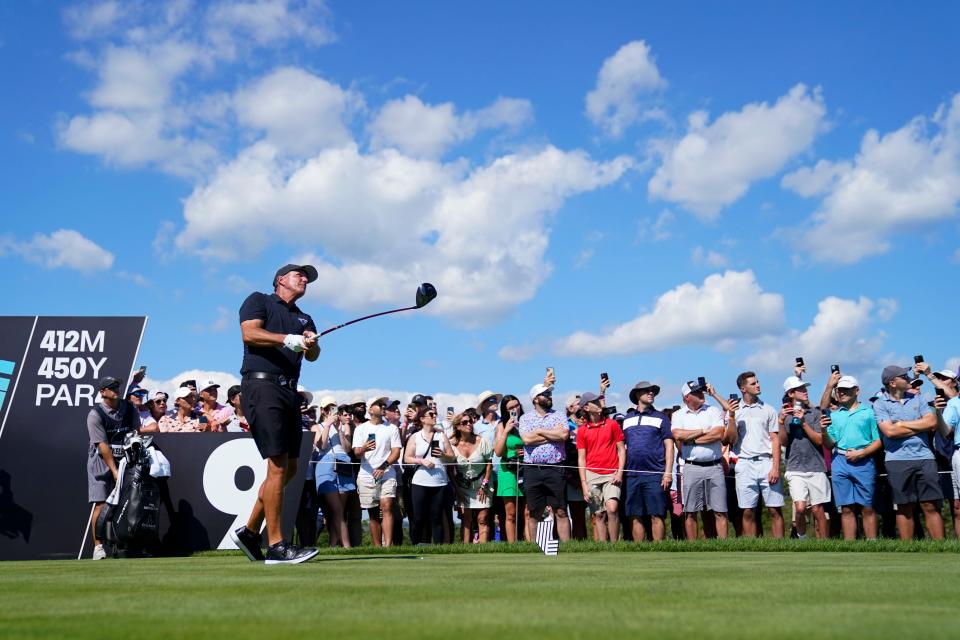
[96,433,163,557]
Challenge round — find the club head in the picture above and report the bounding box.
[415,282,437,308]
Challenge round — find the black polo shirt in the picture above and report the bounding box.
[239,292,317,378]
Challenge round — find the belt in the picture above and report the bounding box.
[683,458,721,467]
[244,372,298,389]
[740,455,772,462]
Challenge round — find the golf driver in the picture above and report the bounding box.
[318,282,437,337]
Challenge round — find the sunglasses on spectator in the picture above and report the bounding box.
[426,412,437,418]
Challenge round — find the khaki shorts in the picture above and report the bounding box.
[585,470,621,514]
[357,475,398,509]
[785,471,831,506]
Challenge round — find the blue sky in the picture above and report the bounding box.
[1,1,958,409]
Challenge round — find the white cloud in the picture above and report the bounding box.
[235,66,362,157]
[206,0,335,50]
[0,229,114,273]
[785,94,960,263]
[648,84,827,218]
[176,142,631,325]
[368,95,533,159]
[63,1,127,39]
[945,357,960,374]
[637,209,674,242]
[585,40,666,138]
[497,343,540,363]
[59,0,337,175]
[691,245,728,268]
[555,270,784,356]
[743,296,893,374]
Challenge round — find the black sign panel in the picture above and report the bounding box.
[78,434,312,558]
[0,317,146,560]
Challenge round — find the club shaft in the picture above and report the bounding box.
[319,305,419,337]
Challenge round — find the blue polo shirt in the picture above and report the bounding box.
[944,397,960,447]
[827,404,880,451]
[622,407,673,472]
[872,391,934,461]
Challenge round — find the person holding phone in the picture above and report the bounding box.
[164,386,201,432]
[403,405,454,545]
[819,375,881,540]
[518,377,571,542]
[313,397,351,547]
[351,396,403,547]
[873,365,944,539]
[779,376,830,539]
[494,395,530,542]
[450,412,494,543]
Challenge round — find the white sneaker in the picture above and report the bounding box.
[93,544,107,560]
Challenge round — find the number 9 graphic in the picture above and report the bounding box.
[203,439,266,550]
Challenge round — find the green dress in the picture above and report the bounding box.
[496,430,525,497]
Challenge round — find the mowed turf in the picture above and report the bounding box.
[1,552,958,639]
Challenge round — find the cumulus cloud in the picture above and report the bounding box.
[178,144,631,325]
[554,270,784,356]
[58,0,336,175]
[585,40,666,138]
[784,94,960,263]
[368,95,533,159]
[235,66,363,156]
[743,296,894,374]
[648,84,827,218]
[0,229,114,273]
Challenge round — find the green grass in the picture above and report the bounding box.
[2,551,959,639]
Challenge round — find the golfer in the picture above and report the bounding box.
[230,264,321,564]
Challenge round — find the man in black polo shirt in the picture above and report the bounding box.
[230,263,321,564]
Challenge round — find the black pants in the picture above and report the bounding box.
[411,484,446,544]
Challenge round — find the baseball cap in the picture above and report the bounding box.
[226,385,241,404]
[681,381,704,396]
[274,263,318,286]
[782,376,811,393]
[97,376,122,391]
[385,399,400,410]
[529,383,553,400]
[881,365,911,386]
[179,379,197,390]
[200,379,220,392]
[933,369,957,380]
[149,390,169,403]
[565,394,581,409]
[629,381,661,404]
[127,385,148,397]
[367,395,388,408]
[174,386,194,400]
[410,394,428,407]
[297,386,314,405]
[317,395,337,408]
[836,375,859,389]
[578,391,602,408]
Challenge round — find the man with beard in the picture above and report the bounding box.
[518,378,571,541]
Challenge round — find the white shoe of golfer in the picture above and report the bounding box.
[93,544,107,560]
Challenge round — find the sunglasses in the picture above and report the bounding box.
[426,412,437,418]
[459,419,473,425]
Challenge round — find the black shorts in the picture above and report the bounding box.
[524,464,566,518]
[241,378,303,459]
[885,459,943,505]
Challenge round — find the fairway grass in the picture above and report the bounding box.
[2,552,958,639]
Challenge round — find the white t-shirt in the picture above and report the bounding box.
[353,421,401,481]
[672,404,724,462]
[411,430,450,487]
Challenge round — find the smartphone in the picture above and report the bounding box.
[830,364,840,374]
[672,405,680,412]
[914,354,924,364]
[600,372,609,383]
[199,416,208,425]
[822,407,831,418]
[138,365,147,374]
[936,388,947,399]
[367,433,376,443]
[697,376,707,390]
[729,393,739,402]
[509,409,518,419]
[795,357,804,367]
[446,406,454,415]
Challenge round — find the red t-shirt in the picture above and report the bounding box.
[576,418,624,473]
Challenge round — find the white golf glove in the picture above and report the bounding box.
[283,334,306,353]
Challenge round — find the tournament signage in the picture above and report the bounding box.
[0,316,307,561]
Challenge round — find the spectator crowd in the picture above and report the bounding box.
[118,358,960,546]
